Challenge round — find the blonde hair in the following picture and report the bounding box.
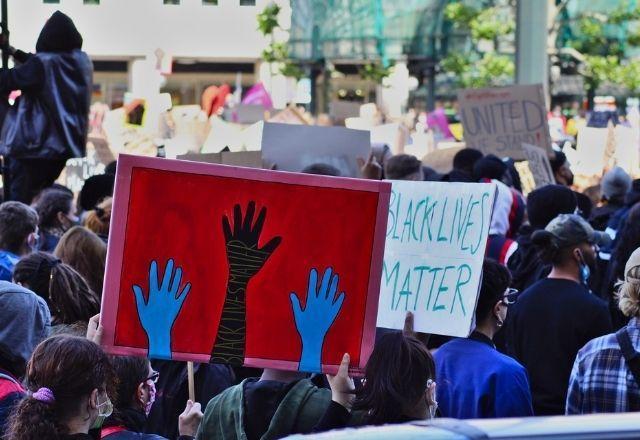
[84,197,112,236]
[616,265,640,318]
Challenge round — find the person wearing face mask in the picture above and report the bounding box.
[103,356,203,440]
[33,187,79,252]
[434,259,533,419]
[505,213,613,415]
[0,201,39,281]
[6,335,114,439]
[311,331,438,432]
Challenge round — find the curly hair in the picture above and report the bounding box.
[7,335,114,440]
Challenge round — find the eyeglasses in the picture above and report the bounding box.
[144,371,160,384]
[502,288,519,305]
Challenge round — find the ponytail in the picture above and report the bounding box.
[531,230,561,264]
[14,252,100,325]
[8,396,67,440]
[48,263,100,324]
[6,336,114,440]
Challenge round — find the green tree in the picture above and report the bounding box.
[440,0,515,88]
[257,2,304,80]
[556,1,640,107]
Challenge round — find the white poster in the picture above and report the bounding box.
[261,122,370,177]
[377,181,497,337]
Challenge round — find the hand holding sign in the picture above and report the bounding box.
[211,202,282,365]
[133,259,192,359]
[290,267,345,372]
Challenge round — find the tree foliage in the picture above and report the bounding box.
[442,0,640,97]
[258,2,304,80]
[441,1,515,88]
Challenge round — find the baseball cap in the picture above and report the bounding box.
[545,213,611,248]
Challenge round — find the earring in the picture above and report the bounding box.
[496,317,504,327]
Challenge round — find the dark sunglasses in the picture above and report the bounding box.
[502,288,519,305]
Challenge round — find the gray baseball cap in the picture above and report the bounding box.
[545,214,611,248]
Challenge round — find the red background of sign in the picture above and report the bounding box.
[114,167,380,367]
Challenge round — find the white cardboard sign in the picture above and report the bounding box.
[377,181,497,337]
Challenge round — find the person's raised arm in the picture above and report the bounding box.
[0,56,44,94]
[313,353,355,433]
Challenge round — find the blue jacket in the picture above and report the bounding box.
[435,332,533,419]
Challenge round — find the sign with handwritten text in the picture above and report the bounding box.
[522,143,555,189]
[377,181,497,337]
[458,84,551,160]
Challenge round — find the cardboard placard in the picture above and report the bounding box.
[514,161,536,196]
[458,84,551,160]
[101,155,390,375]
[521,143,555,189]
[421,145,465,173]
[377,181,497,337]
[574,127,609,176]
[260,122,370,177]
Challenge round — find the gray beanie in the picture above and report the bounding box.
[601,166,632,202]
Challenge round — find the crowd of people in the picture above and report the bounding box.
[0,8,640,440]
[0,142,638,439]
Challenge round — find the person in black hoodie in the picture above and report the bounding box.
[0,11,92,203]
[508,185,577,291]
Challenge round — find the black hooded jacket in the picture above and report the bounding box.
[0,11,91,160]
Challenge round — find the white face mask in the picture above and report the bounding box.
[91,393,113,430]
[427,379,438,419]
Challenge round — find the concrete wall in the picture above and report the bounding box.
[8,0,271,61]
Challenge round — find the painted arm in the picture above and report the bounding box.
[133,259,191,359]
[290,267,345,373]
[210,202,281,365]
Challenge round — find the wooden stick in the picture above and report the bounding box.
[187,361,195,402]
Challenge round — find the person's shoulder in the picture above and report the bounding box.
[576,333,619,362]
[491,350,528,375]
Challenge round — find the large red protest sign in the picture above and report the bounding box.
[101,155,390,374]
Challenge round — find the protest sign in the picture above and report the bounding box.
[574,126,608,175]
[261,122,370,177]
[514,161,536,196]
[521,143,555,189]
[101,155,390,375]
[177,151,264,169]
[614,125,640,176]
[377,181,497,337]
[59,139,115,193]
[458,84,551,160]
[421,145,465,173]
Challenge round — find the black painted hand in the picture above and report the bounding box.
[222,201,281,285]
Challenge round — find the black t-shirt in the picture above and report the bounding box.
[505,278,613,415]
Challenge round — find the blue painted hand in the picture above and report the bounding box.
[133,259,192,360]
[290,267,345,373]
